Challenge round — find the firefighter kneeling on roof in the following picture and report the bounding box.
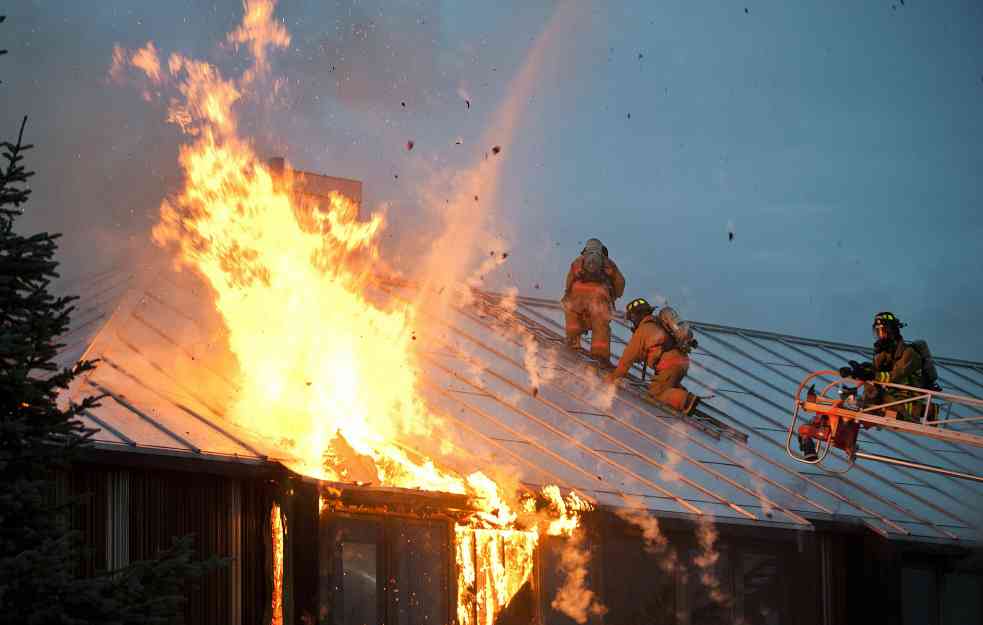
[604,297,701,415]
[562,238,626,364]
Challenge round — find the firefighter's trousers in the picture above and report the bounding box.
[563,282,613,360]
[861,384,932,423]
[648,350,698,414]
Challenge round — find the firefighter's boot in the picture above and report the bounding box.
[798,436,819,462]
[682,393,701,416]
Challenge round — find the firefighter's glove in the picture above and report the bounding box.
[848,360,874,381]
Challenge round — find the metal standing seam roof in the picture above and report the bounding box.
[56,262,138,369]
[64,270,983,544]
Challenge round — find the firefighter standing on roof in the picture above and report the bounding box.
[604,298,700,415]
[562,238,625,363]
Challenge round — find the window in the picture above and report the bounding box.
[941,573,981,625]
[321,517,383,625]
[393,522,448,625]
[902,567,938,625]
[738,552,782,625]
[320,515,451,625]
[342,542,378,625]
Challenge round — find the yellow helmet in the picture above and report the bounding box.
[872,311,905,338]
[625,297,654,328]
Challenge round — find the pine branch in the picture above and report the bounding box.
[0,116,34,231]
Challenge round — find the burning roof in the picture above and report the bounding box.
[79,0,982,553]
[66,270,983,543]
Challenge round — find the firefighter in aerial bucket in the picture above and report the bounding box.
[797,311,939,460]
[841,312,939,420]
[561,238,626,365]
[604,298,701,415]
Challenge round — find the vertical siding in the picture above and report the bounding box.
[106,470,130,571]
[68,464,108,576]
[241,476,275,625]
[292,482,320,625]
[68,462,276,625]
[229,480,242,625]
[128,469,239,624]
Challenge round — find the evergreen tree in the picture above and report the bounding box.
[0,16,223,624]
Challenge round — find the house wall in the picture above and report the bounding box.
[68,459,282,625]
[69,459,982,625]
[537,512,818,625]
[819,528,983,625]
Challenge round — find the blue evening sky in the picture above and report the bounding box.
[2,1,981,360]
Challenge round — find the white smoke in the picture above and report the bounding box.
[615,498,679,574]
[694,516,729,606]
[550,528,607,623]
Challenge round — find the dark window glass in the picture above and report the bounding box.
[739,551,782,625]
[687,548,733,625]
[902,567,937,625]
[600,532,676,625]
[941,573,981,625]
[394,522,448,625]
[342,542,378,625]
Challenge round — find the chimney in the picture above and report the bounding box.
[268,156,286,176]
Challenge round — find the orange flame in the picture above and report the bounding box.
[271,502,284,625]
[113,3,595,621]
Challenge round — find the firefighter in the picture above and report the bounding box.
[799,311,925,461]
[843,311,924,422]
[562,238,626,364]
[604,298,700,415]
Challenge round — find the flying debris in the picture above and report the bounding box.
[745,7,749,13]
[729,232,734,242]
[401,101,406,108]
[491,145,502,155]
[627,112,631,119]
[466,99,470,109]
[406,140,414,151]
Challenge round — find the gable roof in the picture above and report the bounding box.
[64,270,983,544]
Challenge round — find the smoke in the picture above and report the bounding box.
[660,447,683,483]
[490,287,561,395]
[403,1,588,323]
[615,498,679,575]
[732,445,777,518]
[575,362,618,410]
[550,528,607,624]
[694,515,729,606]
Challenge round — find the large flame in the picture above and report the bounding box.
[116,1,460,490]
[114,2,594,621]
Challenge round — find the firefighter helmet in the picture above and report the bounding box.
[625,297,654,329]
[582,238,604,255]
[872,311,905,339]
